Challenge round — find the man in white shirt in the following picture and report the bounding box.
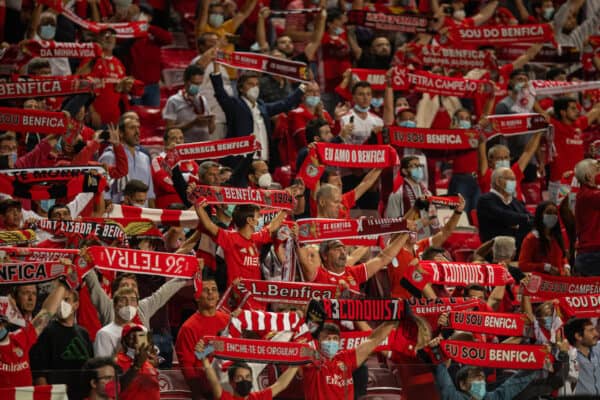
[339,81,383,145]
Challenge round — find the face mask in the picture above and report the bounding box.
[541,316,553,330]
[257,173,273,188]
[333,27,344,36]
[469,380,486,400]
[118,305,137,322]
[0,327,8,341]
[399,120,416,128]
[187,84,200,96]
[495,159,510,169]
[504,179,516,195]
[543,213,558,229]
[245,86,260,102]
[57,300,73,320]
[40,24,56,40]
[131,201,146,208]
[543,7,554,20]
[103,380,120,399]
[9,152,17,165]
[235,380,253,397]
[453,9,466,20]
[321,340,339,358]
[513,82,525,92]
[55,137,63,153]
[458,119,471,129]
[305,95,321,108]
[371,98,384,108]
[41,198,56,213]
[224,204,236,218]
[209,13,224,27]
[410,167,424,181]
[136,12,149,22]
[354,104,370,113]
[255,216,265,232]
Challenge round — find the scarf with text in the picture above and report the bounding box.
[556,294,600,319]
[346,10,429,33]
[216,50,308,83]
[0,172,105,201]
[188,185,294,211]
[397,43,495,69]
[34,218,126,244]
[382,126,480,150]
[483,113,549,140]
[164,136,260,168]
[37,0,149,38]
[524,273,600,298]
[0,76,95,99]
[531,79,600,96]
[106,204,199,229]
[351,67,494,100]
[296,142,397,189]
[234,279,338,304]
[496,45,579,64]
[204,336,315,364]
[447,24,556,47]
[0,258,90,285]
[340,329,396,352]
[447,311,531,337]
[0,107,69,134]
[20,40,102,59]
[440,340,553,370]
[313,298,406,321]
[407,297,491,317]
[426,196,461,208]
[0,247,79,262]
[404,261,514,291]
[296,217,409,243]
[229,309,303,338]
[1,166,105,183]
[0,230,36,246]
[86,246,197,279]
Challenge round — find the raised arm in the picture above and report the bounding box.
[196,0,210,36]
[304,8,327,61]
[355,321,397,365]
[269,366,300,396]
[194,200,220,237]
[586,102,600,125]
[256,7,271,53]
[199,342,223,399]
[298,244,321,282]
[430,194,465,248]
[472,0,499,26]
[267,211,288,234]
[512,43,543,70]
[517,131,543,172]
[365,232,411,279]
[32,279,67,336]
[383,69,395,126]
[231,0,259,32]
[353,168,383,200]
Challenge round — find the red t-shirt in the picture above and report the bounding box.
[312,263,367,293]
[287,105,333,173]
[310,190,356,218]
[0,322,37,388]
[550,116,588,182]
[319,32,352,93]
[220,388,272,400]
[175,311,230,393]
[478,162,525,201]
[388,239,430,299]
[302,349,357,400]
[115,353,160,400]
[215,228,272,285]
[83,55,126,125]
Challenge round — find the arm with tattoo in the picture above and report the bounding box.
[32,281,67,335]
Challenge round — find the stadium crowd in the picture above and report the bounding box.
[1,0,600,399]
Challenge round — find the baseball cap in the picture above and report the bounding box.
[318,240,345,258]
[121,324,144,339]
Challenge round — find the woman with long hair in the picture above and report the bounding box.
[518,201,570,275]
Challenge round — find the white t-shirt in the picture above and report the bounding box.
[162,91,211,143]
[340,109,383,145]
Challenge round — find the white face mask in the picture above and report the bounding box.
[118,306,137,322]
[57,300,73,320]
[258,173,273,188]
[245,86,260,102]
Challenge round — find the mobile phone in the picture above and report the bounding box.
[350,116,355,123]
[136,332,148,349]
[195,344,215,360]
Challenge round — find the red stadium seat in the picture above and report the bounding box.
[360,386,406,400]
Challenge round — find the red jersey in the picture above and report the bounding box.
[115,353,160,400]
[220,388,272,400]
[478,162,524,201]
[175,311,230,395]
[0,322,37,388]
[287,105,333,173]
[550,116,587,182]
[302,349,357,400]
[388,238,430,299]
[151,155,198,209]
[318,32,352,93]
[83,55,126,125]
[310,190,356,219]
[312,263,367,293]
[215,228,271,285]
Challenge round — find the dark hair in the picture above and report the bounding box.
[320,322,341,337]
[0,199,21,215]
[232,204,260,229]
[27,59,51,75]
[455,366,483,391]
[400,155,419,174]
[111,273,137,295]
[0,133,16,143]
[546,68,566,81]
[124,179,149,197]
[319,167,340,184]
[249,160,267,176]
[533,201,566,258]
[326,8,344,24]
[554,97,577,120]
[48,203,70,219]
[184,64,204,83]
[81,357,120,395]
[197,32,218,48]
[509,69,527,80]
[564,318,593,346]
[351,81,372,95]
[163,126,181,143]
[465,284,486,294]
[11,284,38,299]
[305,118,330,144]
[421,247,447,261]
[237,71,261,92]
[227,362,252,381]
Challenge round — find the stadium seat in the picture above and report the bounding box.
[359,386,406,400]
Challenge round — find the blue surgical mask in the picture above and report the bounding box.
[469,380,486,400]
[255,216,265,232]
[0,327,7,341]
[55,137,63,153]
[495,159,510,169]
[354,104,370,113]
[543,214,558,229]
[321,340,339,358]
[187,84,200,96]
[504,179,516,195]
[410,167,424,181]
[543,7,554,20]
[209,14,224,28]
[541,316,553,330]
[305,95,321,108]
[333,27,344,36]
[224,204,236,218]
[458,119,471,129]
[513,82,525,92]
[371,98,383,108]
[40,24,56,40]
[399,120,417,128]
[41,199,56,213]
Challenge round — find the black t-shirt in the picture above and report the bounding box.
[29,321,93,397]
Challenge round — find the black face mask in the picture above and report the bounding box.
[235,380,253,397]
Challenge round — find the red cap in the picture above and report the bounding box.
[121,323,144,338]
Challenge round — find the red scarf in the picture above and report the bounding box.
[408,261,514,287]
[0,172,105,201]
[0,229,36,246]
[496,44,579,64]
[35,218,127,244]
[0,76,95,99]
[3,166,105,183]
[0,385,68,400]
[0,259,90,284]
[188,185,294,211]
[524,273,600,298]
[408,297,491,317]
[427,195,461,208]
[165,136,260,168]
[397,43,495,69]
[204,336,315,364]
[106,204,199,229]
[447,311,531,337]
[383,126,480,150]
[228,309,303,337]
[447,24,556,47]
[234,279,338,304]
[531,79,600,96]
[484,113,548,140]
[347,10,428,33]
[87,246,198,279]
[0,107,69,134]
[440,340,553,370]
[296,217,409,243]
[0,247,79,262]
[21,40,102,59]
[557,294,600,319]
[320,298,406,321]
[216,50,308,83]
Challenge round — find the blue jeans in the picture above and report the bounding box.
[448,173,480,215]
[575,252,600,276]
[131,83,160,107]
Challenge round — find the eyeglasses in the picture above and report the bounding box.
[97,375,116,381]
